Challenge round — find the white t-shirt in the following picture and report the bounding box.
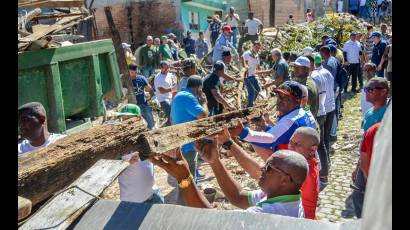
[154,72,176,103]
[246,190,304,218]
[18,133,65,156]
[343,40,362,64]
[242,50,260,77]
[226,14,240,27]
[318,66,336,113]
[311,69,328,117]
[245,18,262,35]
[118,153,157,203]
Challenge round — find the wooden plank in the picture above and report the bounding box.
[18,118,147,206]
[18,196,32,221]
[73,200,344,230]
[19,24,62,43]
[136,105,268,160]
[32,12,86,20]
[19,159,129,230]
[18,0,84,8]
[18,8,42,27]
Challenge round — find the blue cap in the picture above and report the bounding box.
[325,38,337,46]
[213,61,225,72]
[371,31,382,38]
[328,44,337,53]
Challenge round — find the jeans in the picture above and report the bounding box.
[316,115,329,178]
[160,101,171,125]
[324,110,336,155]
[352,169,366,218]
[142,65,155,78]
[139,103,155,129]
[245,76,260,108]
[176,150,198,205]
[144,188,165,204]
[346,63,362,91]
[238,34,258,55]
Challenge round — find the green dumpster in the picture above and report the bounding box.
[18,39,123,133]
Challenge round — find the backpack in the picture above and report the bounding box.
[335,61,349,90]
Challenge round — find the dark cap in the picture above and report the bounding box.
[273,81,303,100]
[366,77,389,89]
[213,61,225,72]
[328,44,337,53]
[128,64,138,71]
[371,31,382,38]
[222,50,231,57]
[186,75,203,88]
[181,58,196,69]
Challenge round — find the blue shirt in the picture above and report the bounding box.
[363,104,387,132]
[171,88,206,153]
[132,75,149,105]
[371,40,387,66]
[183,38,196,55]
[212,34,233,63]
[350,0,360,10]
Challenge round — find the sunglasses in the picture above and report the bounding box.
[364,86,386,93]
[264,162,295,184]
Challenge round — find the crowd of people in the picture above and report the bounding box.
[18,7,392,221]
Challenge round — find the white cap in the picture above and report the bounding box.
[122,42,131,49]
[293,56,311,68]
[302,47,314,55]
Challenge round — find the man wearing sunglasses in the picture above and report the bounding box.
[151,139,308,217]
[362,77,389,132]
[360,63,377,117]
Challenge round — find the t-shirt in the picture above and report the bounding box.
[336,49,344,65]
[140,44,158,67]
[245,18,262,35]
[273,58,289,82]
[360,122,381,166]
[319,66,335,113]
[195,38,209,59]
[132,75,149,105]
[159,44,173,60]
[242,50,260,77]
[301,157,320,219]
[343,40,362,63]
[18,133,65,155]
[183,38,196,55]
[246,190,304,217]
[210,22,221,34]
[171,88,206,153]
[363,104,387,132]
[119,153,156,203]
[154,72,176,103]
[311,69,327,117]
[350,0,359,10]
[322,57,338,80]
[306,77,319,117]
[226,14,240,27]
[178,76,190,92]
[202,73,221,109]
[212,34,233,63]
[371,40,387,66]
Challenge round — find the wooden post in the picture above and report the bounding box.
[104,6,136,104]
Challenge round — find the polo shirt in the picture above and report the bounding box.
[239,107,316,151]
[343,40,362,63]
[272,58,289,82]
[245,18,263,35]
[371,40,387,66]
[170,88,206,153]
[246,190,304,217]
[311,69,328,117]
[363,104,387,132]
[301,157,320,219]
[242,50,260,76]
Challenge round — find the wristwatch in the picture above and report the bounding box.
[222,139,234,150]
[178,174,194,189]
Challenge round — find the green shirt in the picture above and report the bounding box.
[159,44,173,60]
[295,76,319,117]
[140,44,159,67]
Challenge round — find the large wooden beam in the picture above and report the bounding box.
[18,0,84,8]
[18,118,147,207]
[104,6,137,104]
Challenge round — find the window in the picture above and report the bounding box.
[189,11,199,30]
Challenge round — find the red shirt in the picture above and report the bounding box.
[301,157,319,219]
[360,122,381,174]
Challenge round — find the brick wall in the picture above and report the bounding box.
[249,0,270,26]
[93,0,180,48]
[275,0,305,26]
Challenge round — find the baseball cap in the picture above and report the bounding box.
[314,53,322,64]
[116,104,141,117]
[350,31,357,36]
[371,31,382,38]
[122,42,131,49]
[181,58,196,69]
[273,81,303,100]
[328,44,337,53]
[302,47,314,55]
[213,61,225,72]
[365,77,389,89]
[161,35,168,40]
[222,25,233,33]
[291,56,311,68]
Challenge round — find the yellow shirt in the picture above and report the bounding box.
[336,49,344,64]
